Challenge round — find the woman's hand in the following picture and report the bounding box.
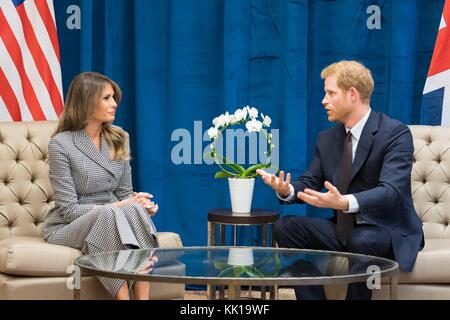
[137,255,159,274]
[132,192,159,216]
[113,192,159,216]
[113,198,133,208]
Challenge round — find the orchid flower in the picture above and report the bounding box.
[246,106,258,119]
[245,118,263,133]
[208,106,276,179]
[207,127,219,139]
[261,113,271,127]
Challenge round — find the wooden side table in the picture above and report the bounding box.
[207,208,279,247]
[207,208,279,299]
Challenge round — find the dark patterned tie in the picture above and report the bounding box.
[337,130,354,245]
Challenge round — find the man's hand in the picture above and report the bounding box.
[297,181,349,211]
[256,169,291,197]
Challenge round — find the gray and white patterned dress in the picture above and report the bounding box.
[42,128,158,297]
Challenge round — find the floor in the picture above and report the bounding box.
[183,288,296,300]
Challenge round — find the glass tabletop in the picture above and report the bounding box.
[74,246,398,286]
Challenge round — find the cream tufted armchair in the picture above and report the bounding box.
[325,125,450,300]
[378,125,450,299]
[0,121,185,299]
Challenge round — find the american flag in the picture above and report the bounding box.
[421,0,450,125]
[0,0,62,121]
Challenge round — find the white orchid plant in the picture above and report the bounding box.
[207,106,275,179]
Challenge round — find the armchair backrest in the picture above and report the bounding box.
[0,121,57,241]
[410,125,450,240]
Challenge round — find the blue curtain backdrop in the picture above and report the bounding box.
[53,0,444,246]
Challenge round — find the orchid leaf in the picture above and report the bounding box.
[233,266,244,277]
[243,163,271,177]
[225,163,245,175]
[214,154,245,175]
[244,266,265,278]
[214,260,229,270]
[217,266,235,277]
[214,171,236,179]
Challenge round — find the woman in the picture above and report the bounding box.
[43,72,159,300]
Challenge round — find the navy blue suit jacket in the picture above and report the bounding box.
[288,111,424,272]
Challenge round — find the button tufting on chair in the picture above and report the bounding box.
[0,120,184,300]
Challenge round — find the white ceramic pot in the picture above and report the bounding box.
[228,177,255,213]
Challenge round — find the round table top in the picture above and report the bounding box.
[74,246,399,287]
[208,208,279,224]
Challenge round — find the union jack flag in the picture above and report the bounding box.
[422,0,450,125]
[0,0,62,121]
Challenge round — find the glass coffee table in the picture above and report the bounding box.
[73,246,399,300]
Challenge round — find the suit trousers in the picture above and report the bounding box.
[273,215,394,300]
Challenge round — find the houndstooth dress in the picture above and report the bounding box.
[42,129,158,297]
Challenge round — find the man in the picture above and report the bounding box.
[257,60,424,300]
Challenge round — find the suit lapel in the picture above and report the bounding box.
[350,111,379,182]
[72,130,116,177]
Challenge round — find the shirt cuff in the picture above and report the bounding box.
[344,194,359,213]
[276,184,295,203]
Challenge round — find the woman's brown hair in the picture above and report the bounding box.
[54,72,130,160]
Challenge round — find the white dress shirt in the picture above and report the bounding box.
[277,109,372,214]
